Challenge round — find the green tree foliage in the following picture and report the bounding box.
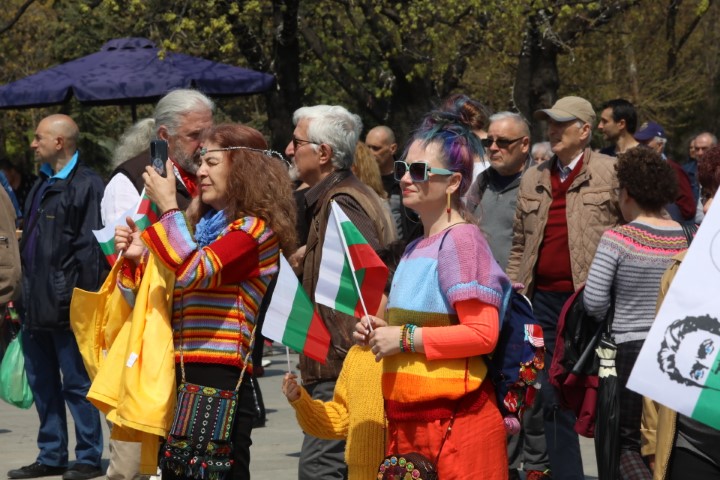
[1,0,718,172]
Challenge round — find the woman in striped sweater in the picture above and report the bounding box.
[115,124,297,480]
[584,146,690,480]
[355,97,512,479]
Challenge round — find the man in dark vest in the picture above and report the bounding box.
[285,105,393,480]
[101,89,214,224]
[467,112,550,480]
[99,89,213,480]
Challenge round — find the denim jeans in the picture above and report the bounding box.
[532,290,585,480]
[22,329,103,468]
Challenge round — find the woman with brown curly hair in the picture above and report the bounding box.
[115,124,296,480]
[584,146,690,479]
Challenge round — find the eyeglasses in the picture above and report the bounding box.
[481,136,525,149]
[198,146,290,167]
[292,135,319,151]
[393,160,453,182]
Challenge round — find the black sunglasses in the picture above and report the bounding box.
[292,135,318,151]
[393,160,453,182]
[481,136,525,149]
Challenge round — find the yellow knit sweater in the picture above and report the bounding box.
[291,345,385,480]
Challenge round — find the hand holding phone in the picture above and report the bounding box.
[150,139,169,177]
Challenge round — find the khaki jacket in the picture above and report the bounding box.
[0,189,21,305]
[506,148,621,295]
[641,252,684,480]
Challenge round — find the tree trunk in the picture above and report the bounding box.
[386,78,437,146]
[514,14,560,143]
[265,0,302,151]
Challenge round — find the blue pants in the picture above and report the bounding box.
[532,290,585,480]
[22,329,102,468]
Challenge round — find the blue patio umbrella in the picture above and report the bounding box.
[0,37,274,117]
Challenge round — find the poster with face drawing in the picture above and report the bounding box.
[627,197,720,430]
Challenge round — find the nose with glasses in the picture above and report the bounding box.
[481,136,525,149]
[393,160,453,182]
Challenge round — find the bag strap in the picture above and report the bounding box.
[434,406,458,465]
[178,288,256,392]
[681,222,697,247]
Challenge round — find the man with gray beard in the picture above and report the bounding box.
[99,89,213,480]
[100,88,214,225]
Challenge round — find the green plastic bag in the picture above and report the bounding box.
[0,332,34,409]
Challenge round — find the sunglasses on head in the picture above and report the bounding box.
[481,136,525,149]
[393,160,453,182]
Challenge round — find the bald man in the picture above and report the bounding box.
[365,126,419,241]
[8,115,106,480]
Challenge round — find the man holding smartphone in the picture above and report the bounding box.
[99,89,213,480]
[101,88,214,226]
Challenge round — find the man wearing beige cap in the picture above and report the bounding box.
[507,96,622,479]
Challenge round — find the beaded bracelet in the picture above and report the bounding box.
[407,324,417,353]
[399,324,409,353]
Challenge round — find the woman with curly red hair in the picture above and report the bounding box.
[115,124,296,480]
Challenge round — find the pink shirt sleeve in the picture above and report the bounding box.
[423,299,500,360]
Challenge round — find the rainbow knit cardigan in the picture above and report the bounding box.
[124,211,279,371]
[383,224,511,420]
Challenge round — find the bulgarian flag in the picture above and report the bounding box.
[262,255,330,364]
[93,191,160,266]
[315,202,388,318]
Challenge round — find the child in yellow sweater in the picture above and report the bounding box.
[282,345,384,480]
[282,241,407,479]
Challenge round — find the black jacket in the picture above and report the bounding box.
[20,160,106,330]
[110,150,193,209]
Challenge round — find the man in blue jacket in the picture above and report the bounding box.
[8,115,105,480]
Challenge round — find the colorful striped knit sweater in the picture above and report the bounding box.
[383,223,511,420]
[291,346,384,480]
[584,221,689,344]
[127,211,279,371]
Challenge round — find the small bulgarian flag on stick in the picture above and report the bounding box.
[315,201,388,319]
[262,255,331,364]
[92,189,160,266]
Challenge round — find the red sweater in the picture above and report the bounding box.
[535,159,583,292]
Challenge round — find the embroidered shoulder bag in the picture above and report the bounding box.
[160,294,256,480]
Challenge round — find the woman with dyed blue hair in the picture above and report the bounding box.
[356,97,511,479]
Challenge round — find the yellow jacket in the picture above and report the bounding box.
[73,255,176,474]
[291,346,385,480]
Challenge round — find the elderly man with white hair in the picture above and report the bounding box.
[285,105,394,480]
[507,96,622,480]
[101,88,214,225]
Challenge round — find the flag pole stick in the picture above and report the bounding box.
[117,188,148,262]
[329,201,373,331]
[286,346,292,373]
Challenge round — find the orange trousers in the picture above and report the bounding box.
[387,396,508,480]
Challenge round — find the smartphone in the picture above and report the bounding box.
[150,139,169,177]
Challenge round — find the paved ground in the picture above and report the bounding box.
[0,345,598,478]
